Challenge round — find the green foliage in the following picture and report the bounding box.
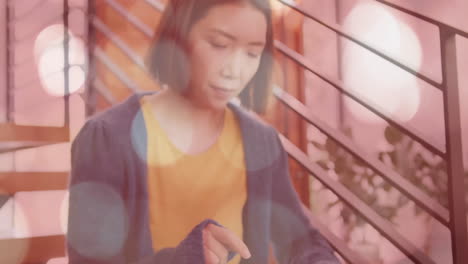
[313,125,451,229]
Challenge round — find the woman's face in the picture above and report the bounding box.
[184,3,268,110]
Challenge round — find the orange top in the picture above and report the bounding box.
[140,97,247,264]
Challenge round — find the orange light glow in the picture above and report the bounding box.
[270,0,301,16]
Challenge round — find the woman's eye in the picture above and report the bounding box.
[210,42,227,49]
[247,53,261,59]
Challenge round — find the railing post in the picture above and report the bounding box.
[440,28,468,264]
[0,0,7,123]
[85,0,97,116]
[4,0,14,123]
[63,0,70,126]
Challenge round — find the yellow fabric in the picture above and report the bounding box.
[140,97,247,264]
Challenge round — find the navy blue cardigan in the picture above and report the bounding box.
[67,92,340,264]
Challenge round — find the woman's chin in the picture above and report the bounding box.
[205,98,230,111]
[211,101,229,111]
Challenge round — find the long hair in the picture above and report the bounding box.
[145,0,274,114]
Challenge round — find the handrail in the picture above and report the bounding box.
[374,0,468,39]
[275,0,444,90]
[280,134,436,264]
[274,40,446,157]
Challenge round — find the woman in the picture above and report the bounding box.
[67,0,340,263]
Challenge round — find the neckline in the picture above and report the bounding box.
[131,91,241,119]
[139,93,230,157]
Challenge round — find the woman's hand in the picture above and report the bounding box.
[202,223,251,264]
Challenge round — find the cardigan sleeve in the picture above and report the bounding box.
[67,119,129,264]
[67,119,217,264]
[269,128,340,264]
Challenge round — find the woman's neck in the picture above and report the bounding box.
[163,88,225,126]
[146,88,227,154]
[149,87,224,130]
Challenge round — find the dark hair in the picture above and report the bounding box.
[145,0,274,114]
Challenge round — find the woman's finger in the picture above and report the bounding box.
[204,228,229,263]
[206,224,251,259]
[204,246,220,264]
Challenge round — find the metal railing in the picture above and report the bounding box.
[274,0,468,263]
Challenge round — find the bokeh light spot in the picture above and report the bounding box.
[34,24,86,97]
[342,2,422,124]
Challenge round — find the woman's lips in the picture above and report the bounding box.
[211,85,233,99]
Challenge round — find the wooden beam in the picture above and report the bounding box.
[0,172,69,195]
[0,235,66,264]
[0,124,69,143]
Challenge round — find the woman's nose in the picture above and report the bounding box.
[221,50,243,80]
